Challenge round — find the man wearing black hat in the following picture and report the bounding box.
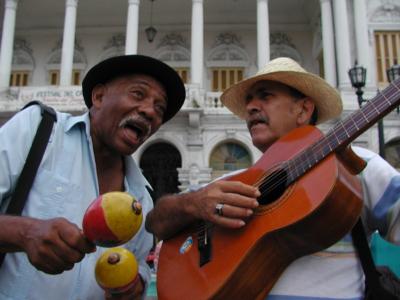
[0,55,185,299]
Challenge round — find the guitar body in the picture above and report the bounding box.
[157,126,363,300]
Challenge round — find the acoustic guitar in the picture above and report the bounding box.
[157,77,400,300]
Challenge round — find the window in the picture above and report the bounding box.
[49,70,59,85]
[211,68,243,92]
[375,31,400,85]
[174,68,189,84]
[210,142,251,179]
[73,71,80,85]
[49,70,81,85]
[10,71,29,86]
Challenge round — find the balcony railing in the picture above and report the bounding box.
[0,85,232,115]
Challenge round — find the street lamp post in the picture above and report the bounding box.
[387,64,400,110]
[348,62,385,158]
[348,62,400,159]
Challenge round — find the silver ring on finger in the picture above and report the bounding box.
[215,203,224,216]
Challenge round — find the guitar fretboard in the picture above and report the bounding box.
[284,78,400,186]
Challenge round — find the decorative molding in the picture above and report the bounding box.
[270,32,296,48]
[13,37,33,54]
[47,38,86,65]
[12,38,34,67]
[213,32,244,48]
[52,38,84,52]
[155,33,190,63]
[103,33,126,51]
[206,33,250,67]
[370,3,400,22]
[47,50,86,65]
[157,33,189,49]
[269,32,302,64]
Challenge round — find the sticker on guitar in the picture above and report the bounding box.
[179,236,193,254]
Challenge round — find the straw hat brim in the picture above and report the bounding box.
[220,70,342,124]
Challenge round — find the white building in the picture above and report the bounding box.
[0,0,399,199]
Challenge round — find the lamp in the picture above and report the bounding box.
[348,60,367,107]
[386,63,400,113]
[387,63,400,83]
[145,0,157,43]
[348,61,385,158]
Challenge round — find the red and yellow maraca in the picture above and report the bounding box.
[83,191,143,295]
[82,191,143,247]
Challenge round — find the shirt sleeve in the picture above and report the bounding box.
[354,146,400,245]
[0,105,42,211]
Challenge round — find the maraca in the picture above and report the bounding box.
[83,191,143,247]
[95,247,139,295]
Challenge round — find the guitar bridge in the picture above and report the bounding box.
[197,221,212,267]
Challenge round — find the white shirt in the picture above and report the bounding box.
[0,105,153,300]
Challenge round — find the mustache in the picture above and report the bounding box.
[118,115,152,138]
[246,112,269,130]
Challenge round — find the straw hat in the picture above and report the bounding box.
[82,55,186,123]
[220,57,342,124]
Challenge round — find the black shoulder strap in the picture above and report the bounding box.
[5,101,57,215]
[0,101,56,267]
[351,218,382,293]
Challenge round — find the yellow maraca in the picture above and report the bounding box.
[95,247,139,294]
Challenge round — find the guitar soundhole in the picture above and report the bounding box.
[257,168,288,205]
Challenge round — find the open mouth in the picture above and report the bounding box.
[119,117,151,144]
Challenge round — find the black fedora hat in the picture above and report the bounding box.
[82,55,186,123]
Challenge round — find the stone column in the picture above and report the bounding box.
[125,0,140,54]
[332,0,352,88]
[320,0,337,87]
[0,0,18,91]
[353,0,371,84]
[257,0,269,69]
[60,0,78,86]
[191,0,204,88]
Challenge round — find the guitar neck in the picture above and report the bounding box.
[286,78,400,184]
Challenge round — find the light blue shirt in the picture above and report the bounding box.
[0,105,153,300]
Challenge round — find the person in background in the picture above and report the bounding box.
[0,55,185,299]
[146,57,400,299]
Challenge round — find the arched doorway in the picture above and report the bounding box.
[139,142,182,203]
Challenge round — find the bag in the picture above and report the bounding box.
[0,101,57,267]
[352,219,400,300]
[364,266,400,300]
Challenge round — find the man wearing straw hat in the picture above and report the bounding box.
[146,57,400,299]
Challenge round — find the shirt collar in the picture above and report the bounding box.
[64,112,91,138]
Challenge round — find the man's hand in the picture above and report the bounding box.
[189,180,260,228]
[146,180,260,240]
[19,217,96,274]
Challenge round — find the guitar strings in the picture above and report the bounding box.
[251,83,400,199]
[196,83,400,236]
